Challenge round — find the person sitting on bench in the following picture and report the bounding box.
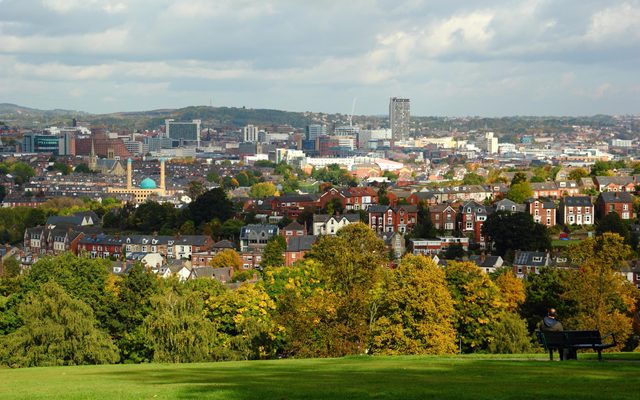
[540,308,563,332]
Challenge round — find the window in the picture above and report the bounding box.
[546,218,551,225]
[466,222,473,230]
[568,207,574,214]
[546,209,551,215]
[533,256,543,262]
[435,214,440,220]
[623,204,628,211]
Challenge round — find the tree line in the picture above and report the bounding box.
[0,226,638,367]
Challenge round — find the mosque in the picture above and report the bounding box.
[107,158,167,203]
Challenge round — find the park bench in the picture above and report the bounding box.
[536,330,616,361]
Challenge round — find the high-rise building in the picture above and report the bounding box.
[389,97,410,142]
[165,119,201,147]
[306,124,327,140]
[243,124,259,143]
[485,132,498,154]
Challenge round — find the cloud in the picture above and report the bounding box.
[0,0,637,115]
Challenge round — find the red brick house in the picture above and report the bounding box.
[317,187,347,210]
[77,234,125,259]
[530,182,560,199]
[429,203,458,231]
[344,186,378,211]
[596,191,634,221]
[368,205,418,234]
[284,235,317,266]
[593,176,636,193]
[524,198,557,227]
[280,220,307,239]
[458,201,490,247]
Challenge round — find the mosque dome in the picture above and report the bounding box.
[140,178,157,189]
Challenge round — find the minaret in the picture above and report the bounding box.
[127,158,132,189]
[159,158,166,195]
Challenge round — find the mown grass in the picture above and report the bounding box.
[1,353,639,400]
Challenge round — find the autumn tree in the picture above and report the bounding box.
[463,172,485,185]
[249,182,277,199]
[510,172,528,185]
[370,255,457,355]
[209,249,243,271]
[521,267,571,331]
[563,233,640,349]
[0,281,119,367]
[568,168,589,181]
[187,188,234,227]
[445,261,507,352]
[493,269,525,312]
[261,236,286,269]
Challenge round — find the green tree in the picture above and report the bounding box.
[26,254,113,329]
[370,255,457,355]
[144,289,218,363]
[590,161,614,176]
[487,312,532,354]
[411,202,436,238]
[463,172,485,185]
[261,236,286,268]
[1,257,20,278]
[109,263,161,363]
[187,188,234,227]
[596,212,630,243]
[0,281,119,367]
[249,182,277,199]
[445,261,507,352]
[74,163,94,174]
[521,267,571,331]
[506,182,533,203]
[443,244,465,260]
[481,211,551,257]
[179,220,196,235]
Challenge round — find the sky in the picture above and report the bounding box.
[0,0,638,116]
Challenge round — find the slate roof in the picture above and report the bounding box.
[286,235,317,252]
[599,191,634,203]
[561,196,592,207]
[512,250,549,267]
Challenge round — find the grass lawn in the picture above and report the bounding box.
[1,353,639,400]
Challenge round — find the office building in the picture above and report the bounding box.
[165,119,201,147]
[306,124,327,140]
[389,97,410,141]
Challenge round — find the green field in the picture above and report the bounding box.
[1,354,639,400]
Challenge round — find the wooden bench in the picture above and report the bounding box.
[536,330,616,361]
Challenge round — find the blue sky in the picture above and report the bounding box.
[0,0,638,116]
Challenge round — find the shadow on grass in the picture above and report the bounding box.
[99,355,640,400]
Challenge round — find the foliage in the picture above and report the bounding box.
[506,182,533,203]
[510,172,528,186]
[596,212,631,243]
[463,172,485,185]
[568,168,589,181]
[249,182,277,198]
[487,312,532,354]
[206,283,283,360]
[144,289,218,363]
[493,269,525,312]
[0,281,119,367]
[563,233,639,349]
[312,164,357,186]
[109,264,161,363]
[370,255,457,355]
[445,261,507,352]
[443,244,465,260]
[261,236,286,268]
[521,267,571,331]
[74,163,94,174]
[482,211,551,257]
[0,207,47,244]
[127,201,179,234]
[187,181,206,200]
[410,202,437,239]
[209,249,243,271]
[187,188,234,227]
[2,257,21,278]
[26,253,113,328]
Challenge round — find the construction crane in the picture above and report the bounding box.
[347,97,357,128]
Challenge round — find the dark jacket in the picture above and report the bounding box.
[541,316,563,332]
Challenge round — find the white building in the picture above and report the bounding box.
[243,125,259,143]
[485,132,499,154]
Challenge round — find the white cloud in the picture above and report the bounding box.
[587,2,640,42]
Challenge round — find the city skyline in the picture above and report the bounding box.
[0,1,638,116]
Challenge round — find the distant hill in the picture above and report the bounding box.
[0,104,333,130]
